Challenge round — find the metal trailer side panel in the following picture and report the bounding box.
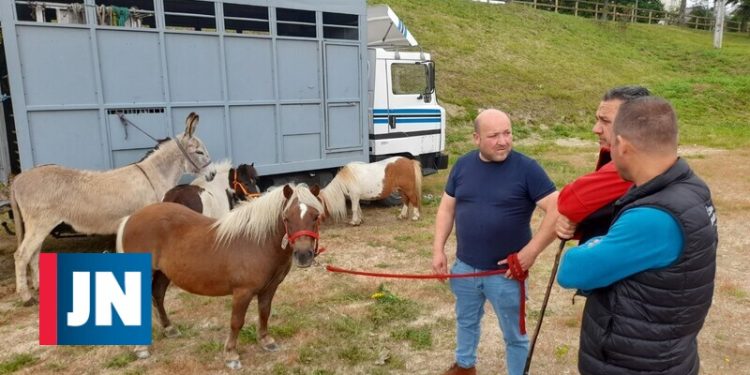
[0,0,368,181]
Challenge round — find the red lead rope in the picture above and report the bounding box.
[326,252,529,335]
[325,265,508,279]
[506,253,529,335]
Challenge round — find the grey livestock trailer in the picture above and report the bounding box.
[0,0,373,188]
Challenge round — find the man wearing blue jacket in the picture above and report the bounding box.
[557,97,718,375]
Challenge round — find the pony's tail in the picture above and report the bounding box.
[10,186,24,247]
[115,216,131,253]
[412,160,423,209]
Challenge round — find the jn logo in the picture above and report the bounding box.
[39,253,152,345]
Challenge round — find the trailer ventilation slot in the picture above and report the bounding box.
[224,3,269,35]
[164,0,215,32]
[276,8,316,38]
[323,12,358,41]
[107,107,164,115]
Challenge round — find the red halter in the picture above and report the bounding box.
[283,217,325,256]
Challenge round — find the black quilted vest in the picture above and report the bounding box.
[578,158,718,375]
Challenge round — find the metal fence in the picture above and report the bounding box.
[513,0,749,34]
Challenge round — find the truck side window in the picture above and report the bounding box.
[391,63,428,95]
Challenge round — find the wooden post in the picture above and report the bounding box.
[575,0,579,17]
[612,5,617,21]
[533,0,538,9]
[713,0,725,48]
[595,3,599,19]
[648,10,652,24]
[555,0,559,13]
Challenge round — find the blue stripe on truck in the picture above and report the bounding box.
[373,108,442,115]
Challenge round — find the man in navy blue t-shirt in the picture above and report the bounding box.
[433,109,559,375]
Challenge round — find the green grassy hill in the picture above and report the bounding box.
[373,0,750,153]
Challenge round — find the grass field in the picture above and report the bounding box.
[1,1,749,374]
[381,0,750,150]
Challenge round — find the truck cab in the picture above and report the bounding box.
[367,5,448,175]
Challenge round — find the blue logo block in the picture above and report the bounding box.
[40,253,152,345]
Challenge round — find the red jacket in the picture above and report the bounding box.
[558,150,633,223]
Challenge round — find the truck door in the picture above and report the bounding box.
[384,59,441,141]
[324,41,363,152]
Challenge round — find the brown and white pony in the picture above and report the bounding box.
[116,184,323,369]
[10,113,211,304]
[162,160,260,218]
[320,156,422,225]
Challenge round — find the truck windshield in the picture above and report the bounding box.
[391,63,428,95]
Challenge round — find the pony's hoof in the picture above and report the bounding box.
[163,325,181,338]
[397,214,407,220]
[22,297,38,307]
[262,342,280,352]
[411,216,419,221]
[349,221,362,226]
[225,359,242,369]
[135,349,151,359]
[260,337,280,352]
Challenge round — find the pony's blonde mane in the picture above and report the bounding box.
[212,184,323,246]
[319,167,355,222]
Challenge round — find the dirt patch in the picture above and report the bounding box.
[0,150,747,374]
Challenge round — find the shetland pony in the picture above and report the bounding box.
[320,156,422,226]
[162,160,260,218]
[116,184,323,369]
[10,113,211,304]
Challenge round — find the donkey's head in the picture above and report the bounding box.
[177,112,212,174]
[282,184,323,268]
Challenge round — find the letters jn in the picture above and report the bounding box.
[67,271,142,326]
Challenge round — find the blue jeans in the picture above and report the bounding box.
[450,259,529,375]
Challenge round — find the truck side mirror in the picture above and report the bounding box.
[417,60,435,103]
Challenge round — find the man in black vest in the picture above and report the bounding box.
[557,97,718,375]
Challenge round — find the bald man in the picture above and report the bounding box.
[558,97,718,375]
[432,109,559,375]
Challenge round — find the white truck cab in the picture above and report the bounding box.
[367,5,448,175]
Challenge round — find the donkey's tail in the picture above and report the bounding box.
[412,159,423,209]
[10,186,24,247]
[115,216,131,253]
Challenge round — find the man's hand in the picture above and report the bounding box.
[556,215,578,239]
[432,250,448,282]
[498,244,539,279]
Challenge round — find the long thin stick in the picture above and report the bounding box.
[523,239,567,375]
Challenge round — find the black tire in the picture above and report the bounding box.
[374,192,402,207]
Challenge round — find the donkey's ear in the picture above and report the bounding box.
[283,184,293,199]
[185,112,199,138]
[309,184,320,197]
